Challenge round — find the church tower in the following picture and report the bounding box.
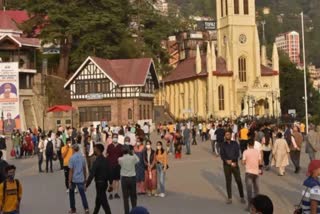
[216,0,261,87]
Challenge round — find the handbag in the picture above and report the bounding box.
[10,149,15,157]
[52,153,58,161]
[294,187,308,214]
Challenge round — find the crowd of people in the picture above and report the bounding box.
[3,116,320,213]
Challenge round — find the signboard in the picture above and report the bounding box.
[87,93,104,100]
[288,109,296,117]
[197,21,217,31]
[0,62,20,133]
[189,33,203,39]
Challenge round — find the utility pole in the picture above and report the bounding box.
[301,12,309,134]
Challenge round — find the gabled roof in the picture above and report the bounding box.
[0,11,21,31]
[163,56,278,83]
[64,56,158,88]
[0,11,29,24]
[163,55,232,83]
[0,35,40,48]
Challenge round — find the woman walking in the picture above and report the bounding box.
[134,137,146,194]
[261,130,273,170]
[143,140,157,196]
[155,141,168,197]
[174,130,182,159]
[271,132,290,176]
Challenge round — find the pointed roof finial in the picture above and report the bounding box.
[272,43,279,71]
[211,41,216,71]
[206,42,212,73]
[196,44,202,74]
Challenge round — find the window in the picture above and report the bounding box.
[75,79,111,94]
[139,105,142,120]
[225,0,228,15]
[238,57,247,82]
[143,105,146,119]
[147,105,150,119]
[78,106,111,122]
[218,85,225,111]
[221,0,224,17]
[234,0,239,14]
[244,0,249,14]
[128,108,133,120]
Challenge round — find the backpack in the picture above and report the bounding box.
[46,140,54,156]
[2,179,20,207]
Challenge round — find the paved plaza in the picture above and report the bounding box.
[12,134,307,214]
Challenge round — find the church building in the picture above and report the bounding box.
[156,0,280,119]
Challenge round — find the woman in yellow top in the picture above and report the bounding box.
[61,138,74,192]
[155,141,168,197]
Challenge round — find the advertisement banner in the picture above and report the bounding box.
[0,62,20,133]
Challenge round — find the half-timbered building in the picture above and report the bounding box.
[64,56,159,126]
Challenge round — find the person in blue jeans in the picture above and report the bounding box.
[155,141,168,197]
[68,144,89,214]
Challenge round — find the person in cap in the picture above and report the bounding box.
[130,206,150,214]
[301,160,320,214]
[305,124,319,161]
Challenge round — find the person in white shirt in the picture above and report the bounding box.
[209,125,217,155]
[38,135,45,173]
[143,122,150,140]
[198,123,202,136]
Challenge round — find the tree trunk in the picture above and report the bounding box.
[57,36,72,78]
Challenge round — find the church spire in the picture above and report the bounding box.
[226,41,231,71]
[272,43,279,71]
[206,42,212,73]
[211,41,216,71]
[196,44,202,74]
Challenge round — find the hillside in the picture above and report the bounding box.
[169,0,320,66]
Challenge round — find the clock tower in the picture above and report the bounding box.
[216,0,261,87]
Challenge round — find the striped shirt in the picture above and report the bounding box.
[302,179,320,214]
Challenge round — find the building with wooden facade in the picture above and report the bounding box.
[64,56,159,126]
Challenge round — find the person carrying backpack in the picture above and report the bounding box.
[0,165,22,214]
[45,132,55,173]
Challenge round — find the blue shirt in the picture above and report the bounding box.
[69,152,86,183]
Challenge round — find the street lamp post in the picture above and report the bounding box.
[1,110,4,135]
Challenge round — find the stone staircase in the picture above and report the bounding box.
[23,99,37,130]
[154,105,174,124]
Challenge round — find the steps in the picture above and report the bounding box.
[154,105,174,124]
[23,99,37,130]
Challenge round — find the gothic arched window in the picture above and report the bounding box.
[244,0,249,14]
[225,0,228,15]
[238,57,247,82]
[221,0,224,17]
[128,108,133,120]
[218,85,225,111]
[234,0,239,14]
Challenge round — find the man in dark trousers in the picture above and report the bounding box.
[86,144,112,214]
[214,124,225,156]
[220,129,245,204]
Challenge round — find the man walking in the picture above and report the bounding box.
[214,124,225,156]
[68,144,89,214]
[220,129,245,204]
[44,132,55,173]
[305,124,319,161]
[86,144,113,214]
[290,125,303,173]
[62,138,73,193]
[0,165,22,214]
[183,124,191,155]
[209,124,217,155]
[242,139,261,211]
[118,145,140,214]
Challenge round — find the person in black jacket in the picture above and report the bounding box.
[220,129,245,205]
[0,151,8,183]
[86,144,113,214]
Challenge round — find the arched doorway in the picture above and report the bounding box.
[255,99,268,116]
